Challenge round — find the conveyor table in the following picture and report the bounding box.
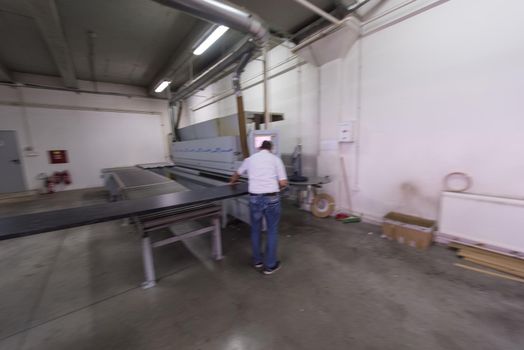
[0,178,248,288]
[102,166,225,288]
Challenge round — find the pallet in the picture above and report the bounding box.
[450,242,524,279]
[455,263,524,283]
[448,241,522,259]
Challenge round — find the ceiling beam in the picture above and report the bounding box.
[25,0,78,88]
[0,59,13,82]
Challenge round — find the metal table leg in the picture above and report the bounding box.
[135,218,156,289]
[135,206,222,288]
[141,235,156,289]
[211,216,223,260]
[221,200,228,229]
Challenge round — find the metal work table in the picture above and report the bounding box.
[0,178,248,288]
[101,166,233,288]
[0,183,248,240]
[136,203,223,288]
[101,166,183,201]
[106,167,170,187]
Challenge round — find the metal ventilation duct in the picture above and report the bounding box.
[171,38,256,102]
[153,0,268,45]
[151,0,269,104]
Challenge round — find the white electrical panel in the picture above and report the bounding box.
[338,121,354,143]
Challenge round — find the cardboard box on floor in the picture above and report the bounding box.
[382,212,435,250]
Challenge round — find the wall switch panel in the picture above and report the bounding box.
[338,121,354,143]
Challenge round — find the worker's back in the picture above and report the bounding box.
[240,150,286,194]
[231,141,287,274]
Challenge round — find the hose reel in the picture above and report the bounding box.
[311,193,335,218]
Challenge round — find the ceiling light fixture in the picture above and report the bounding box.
[193,25,229,56]
[154,80,171,93]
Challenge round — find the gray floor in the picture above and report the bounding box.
[0,189,523,350]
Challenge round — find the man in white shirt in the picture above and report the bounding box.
[229,141,288,274]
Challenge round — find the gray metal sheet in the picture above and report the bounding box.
[111,168,172,188]
[0,183,248,240]
[123,181,188,200]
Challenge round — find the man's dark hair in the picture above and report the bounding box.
[260,140,273,150]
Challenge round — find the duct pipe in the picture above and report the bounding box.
[232,51,252,93]
[347,0,372,12]
[148,21,212,95]
[291,0,342,25]
[152,0,271,156]
[232,51,253,159]
[168,104,176,140]
[167,88,176,141]
[170,38,256,102]
[171,102,183,142]
[262,45,270,129]
[152,0,268,45]
[152,0,269,104]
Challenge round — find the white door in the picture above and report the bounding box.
[0,130,26,193]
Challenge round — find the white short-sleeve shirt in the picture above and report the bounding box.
[237,150,287,194]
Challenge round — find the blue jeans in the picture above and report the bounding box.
[249,194,281,268]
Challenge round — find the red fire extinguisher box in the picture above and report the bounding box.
[48,150,68,164]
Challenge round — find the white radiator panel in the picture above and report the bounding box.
[439,192,524,253]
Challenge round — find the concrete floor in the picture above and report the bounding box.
[0,189,523,350]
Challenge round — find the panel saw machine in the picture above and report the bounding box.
[167,112,282,226]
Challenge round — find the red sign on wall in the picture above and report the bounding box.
[48,150,68,164]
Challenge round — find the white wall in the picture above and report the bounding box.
[176,0,524,221]
[352,0,524,220]
[0,79,170,191]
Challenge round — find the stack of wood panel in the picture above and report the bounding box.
[450,242,524,280]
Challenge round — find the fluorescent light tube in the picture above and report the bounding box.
[155,80,171,93]
[193,25,229,56]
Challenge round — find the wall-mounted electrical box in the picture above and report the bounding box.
[338,121,354,143]
[48,150,68,164]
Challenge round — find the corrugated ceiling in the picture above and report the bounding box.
[0,0,340,89]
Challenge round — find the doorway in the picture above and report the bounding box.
[0,130,26,193]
